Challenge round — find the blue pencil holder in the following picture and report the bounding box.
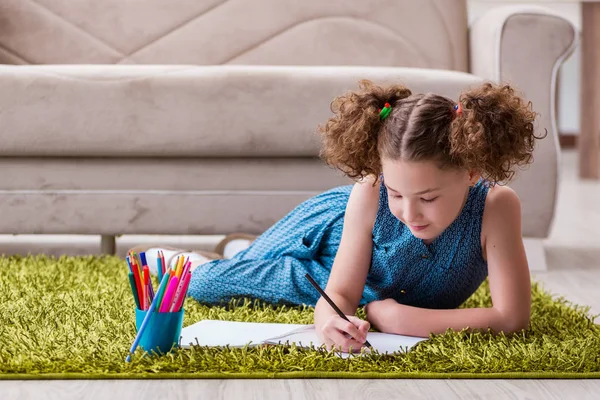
[135,308,185,355]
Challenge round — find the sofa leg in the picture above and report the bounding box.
[101,235,116,255]
[523,238,547,271]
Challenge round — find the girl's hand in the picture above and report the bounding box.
[365,298,400,332]
[319,315,370,353]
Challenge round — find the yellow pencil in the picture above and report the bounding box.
[175,255,184,279]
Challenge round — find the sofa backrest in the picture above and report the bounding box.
[0,0,468,71]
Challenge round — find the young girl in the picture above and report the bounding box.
[131,80,537,352]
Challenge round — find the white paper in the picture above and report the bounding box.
[179,320,309,348]
[179,320,427,357]
[265,327,426,358]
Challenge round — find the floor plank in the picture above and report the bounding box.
[3,379,600,400]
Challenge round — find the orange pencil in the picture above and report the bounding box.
[175,255,185,279]
[134,251,142,266]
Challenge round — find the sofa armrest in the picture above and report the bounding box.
[469,5,578,238]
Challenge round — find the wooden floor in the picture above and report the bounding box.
[2,150,600,400]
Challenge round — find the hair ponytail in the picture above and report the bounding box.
[449,83,543,184]
[318,80,412,180]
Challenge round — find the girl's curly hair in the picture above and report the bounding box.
[318,80,544,185]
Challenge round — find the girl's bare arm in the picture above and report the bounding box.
[367,185,531,336]
[314,177,379,333]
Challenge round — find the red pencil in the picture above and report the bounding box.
[159,250,166,276]
[143,266,150,310]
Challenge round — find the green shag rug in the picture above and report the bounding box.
[1,255,599,380]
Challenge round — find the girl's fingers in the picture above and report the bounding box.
[324,329,366,353]
[344,316,369,340]
[359,321,370,335]
[321,315,370,353]
[334,320,365,343]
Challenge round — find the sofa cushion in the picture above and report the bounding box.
[0,0,468,69]
[0,65,482,157]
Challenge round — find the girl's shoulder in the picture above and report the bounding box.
[483,184,521,213]
[345,176,381,231]
[353,175,381,202]
[481,184,522,260]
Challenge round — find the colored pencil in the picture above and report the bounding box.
[140,252,148,268]
[128,272,141,310]
[159,276,179,313]
[143,266,150,310]
[156,267,171,311]
[175,256,185,279]
[169,270,189,312]
[157,255,163,283]
[172,271,191,312]
[129,256,143,309]
[159,250,166,276]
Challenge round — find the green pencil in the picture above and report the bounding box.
[128,272,141,309]
[155,268,172,311]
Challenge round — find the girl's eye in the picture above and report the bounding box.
[389,194,437,203]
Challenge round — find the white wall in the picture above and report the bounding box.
[468,1,581,134]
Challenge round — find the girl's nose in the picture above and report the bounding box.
[403,202,421,223]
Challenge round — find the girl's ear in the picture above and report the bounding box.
[468,170,481,186]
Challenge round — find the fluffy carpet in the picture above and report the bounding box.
[1,255,599,379]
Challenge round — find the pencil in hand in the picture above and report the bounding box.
[305,273,372,348]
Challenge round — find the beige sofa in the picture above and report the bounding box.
[0,1,576,268]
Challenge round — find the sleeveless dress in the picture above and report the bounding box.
[188,180,489,309]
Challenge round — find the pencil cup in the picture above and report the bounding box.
[135,308,185,354]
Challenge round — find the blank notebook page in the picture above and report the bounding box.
[179,320,427,356]
[179,320,308,348]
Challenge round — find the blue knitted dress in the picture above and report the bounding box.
[188,180,489,309]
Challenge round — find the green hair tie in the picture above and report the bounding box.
[379,102,392,120]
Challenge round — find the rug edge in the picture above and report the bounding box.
[2,372,600,380]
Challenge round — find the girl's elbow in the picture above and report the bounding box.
[499,313,530,334]
[491,305,530,333]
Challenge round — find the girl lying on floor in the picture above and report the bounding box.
[131,80,537,352]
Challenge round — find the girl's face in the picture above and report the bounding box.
[381,158,479,243]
